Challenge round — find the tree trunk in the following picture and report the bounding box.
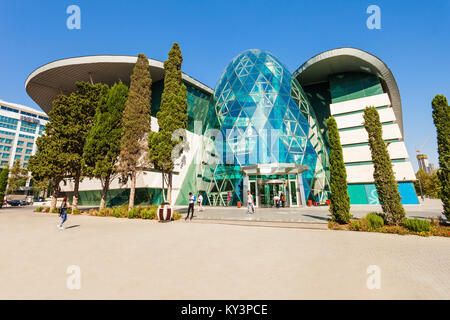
[167,172,172,205]
[51,182,59,210]
[99,175,110,210]
[161,172,166,202]
[128,170,136,210]
[72,171,81,210]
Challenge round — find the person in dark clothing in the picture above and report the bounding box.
[58,196,68,230]
[185,192,195,221]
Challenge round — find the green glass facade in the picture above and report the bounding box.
[198,49,330,206]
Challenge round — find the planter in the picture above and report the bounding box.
[157,203,173,222]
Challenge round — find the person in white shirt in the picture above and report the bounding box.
[186,192,195,220]
[273,194,280,209]
[247,191,255,214]
[197,194,203,211]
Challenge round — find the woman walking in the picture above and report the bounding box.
[58,196,68,230]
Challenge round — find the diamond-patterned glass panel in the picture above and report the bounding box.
[200,50,330,204]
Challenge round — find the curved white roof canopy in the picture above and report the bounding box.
[25,55,214,114]
[293,48,403,135]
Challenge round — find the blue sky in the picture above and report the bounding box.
[0,0,448,170]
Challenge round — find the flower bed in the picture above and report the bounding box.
[329,215,449,237]
[34,204,182,221]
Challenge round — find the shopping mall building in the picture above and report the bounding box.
[25,48,418,207]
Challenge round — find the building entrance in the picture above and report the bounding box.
[242,163,309,208]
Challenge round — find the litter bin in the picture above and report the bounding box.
[157,202,173,222]
[307,200,312,206]
[237,201,241,208]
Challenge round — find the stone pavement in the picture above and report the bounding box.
[0,206,449,299]
[176,199,445,224]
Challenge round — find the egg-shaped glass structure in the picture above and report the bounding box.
[200,49,330,206]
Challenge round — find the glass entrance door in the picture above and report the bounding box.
[289,180,298,206]
[257,182,289,207]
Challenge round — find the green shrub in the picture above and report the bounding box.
[365,212,384,231]
[348,220,361,231]
[43,207,50,213]
[50,208,58,214]
[110,206,124,218]
[34,206,44,212]
[172,211,182,220]
[127,207,139,219]
[98,208,112,217]
[87,209,98,216]
[72,209,81,215]
[140,207,156,220]
[403,218,431,232]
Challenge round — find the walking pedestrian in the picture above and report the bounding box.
[197,193,203,211]
[247,191,255,214]
[186,192,195,220]
[57,196,68,230]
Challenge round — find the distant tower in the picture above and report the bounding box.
[417,154,433,174]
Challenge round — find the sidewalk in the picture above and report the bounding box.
[175,199,445,224]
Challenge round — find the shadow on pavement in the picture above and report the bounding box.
[65,225,80,229]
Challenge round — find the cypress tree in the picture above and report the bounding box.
[83,81,128,209]
[431,94,450,219]
[148,43,188,204]
[0,167,9,208]
[119,54,151,209]
[363,106,405,225]
[326,116,351,223]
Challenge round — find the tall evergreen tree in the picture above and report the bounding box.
[48,82,108,209]
[7,159,28,194]
[119,54,151,209]
[326,116,351,223]
[431,94,450,219]
[0,167,9,208]
[148,43,188,204]
[28,113,69,210]
[83,81,128,209]
[363,106,405,225]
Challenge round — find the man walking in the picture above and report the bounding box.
[247,191,255,214]
[186,192,195,220]
[57,196,68,230]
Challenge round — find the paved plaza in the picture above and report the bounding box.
[178,199,445,224]
[1,205,449,299]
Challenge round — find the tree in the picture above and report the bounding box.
[431,94,450,220]
[326,116,351,223]
[0,167,9,208]
[414,169,442,199]
[148,43,188,204]
[7,159,28,194]
[119,54,151,209]
[49,82,108,209]
[363,106,405,225]
[28,117,68,210]
[82,81,128,209]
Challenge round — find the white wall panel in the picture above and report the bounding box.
[346,161,417,183]
[343,142,409,163]
[340,124,402,145]
[335,107,396,129]
[330,93,391,115]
